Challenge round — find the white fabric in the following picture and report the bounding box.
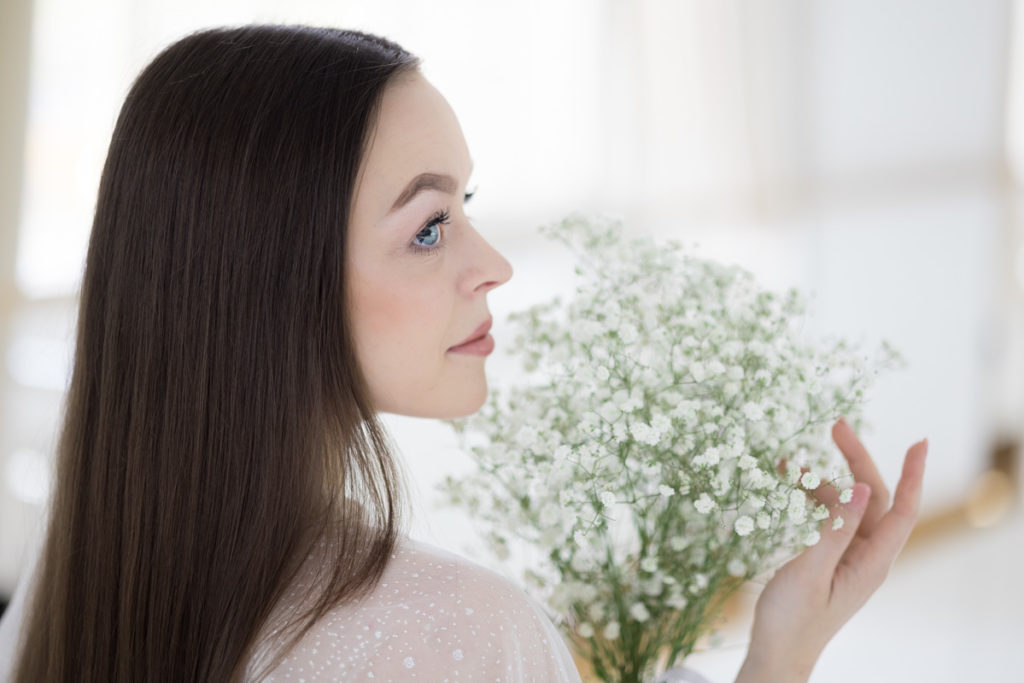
[247,535,583,682]
[0,531,582,682]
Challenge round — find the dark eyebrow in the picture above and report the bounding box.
[388,172,458,214]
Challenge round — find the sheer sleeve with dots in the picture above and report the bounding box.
[247,536,584,682]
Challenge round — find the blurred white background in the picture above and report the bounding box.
[1,1,1022,681]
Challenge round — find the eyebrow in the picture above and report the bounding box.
[388,172,458,214]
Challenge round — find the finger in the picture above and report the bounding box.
[810,481,841,509]
[777,455,844,510]
[791,482,872,577]
[856,438,928,571]
[832,418,890,534]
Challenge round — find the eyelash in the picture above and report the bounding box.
[410,190,476,256]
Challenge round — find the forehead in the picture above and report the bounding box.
[358,72,471,196]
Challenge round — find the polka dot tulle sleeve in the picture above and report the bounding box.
[247,536,583,682]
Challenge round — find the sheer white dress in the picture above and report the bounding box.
[246,534,583,681]
[0,532,583,682]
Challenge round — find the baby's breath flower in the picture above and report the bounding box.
[689,362,706,382]
[734,515,755,537]
[694,447,721,468]
[629,602,651,623]
[440,215,898,679]
[667,593,689,610]
[603,621,621,640]
[669,536,690,551]
[800,471,821,489]
[694,493,715,514]
[742,402,765,421]
[727,558,746,577]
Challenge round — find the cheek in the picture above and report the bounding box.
[352,268,448,355]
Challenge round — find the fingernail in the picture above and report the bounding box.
[852,482,872,506]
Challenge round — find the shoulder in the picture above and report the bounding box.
[258,536,582,682]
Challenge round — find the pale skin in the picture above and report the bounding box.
[736,419,928,682]
[347,69,929,682]
[347,70,513,420]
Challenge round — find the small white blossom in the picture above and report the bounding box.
[689,361,706,381]
[832,515,845,530]
[800,471,821,490]
[768,490,789,510]
[629,602,651,623]
[597,401,621,423]
[738,454,758,470]
[539,502,562,526]
[599,490,616,507]
[694,493,715,514]
[727,558,746,577]
[742,402,765,421]
[578,622,595,638]
[514,425,540,449]
[667,593,688,610]
[619,323,640,344]
[804,530,821,546]
[839,487,854,504]
[756,512,772,529]
[734,515,755,536]
[640,556,658,573]
[603,621,621,640]
[658,484,675,498]
[694,447,721,468]
[707,360,726,375]
[669,536,690,551]
[787,490,808,523]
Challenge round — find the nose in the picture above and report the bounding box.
[465,223,513,294]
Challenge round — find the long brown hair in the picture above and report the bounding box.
[13,24,420,682]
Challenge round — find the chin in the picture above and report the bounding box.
[437,387,489,419]
[384,382,489,419]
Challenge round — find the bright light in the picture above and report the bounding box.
[4,448,51,505]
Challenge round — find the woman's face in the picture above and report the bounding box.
[347,71,513,418]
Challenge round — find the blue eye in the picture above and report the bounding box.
[412,209,450,255]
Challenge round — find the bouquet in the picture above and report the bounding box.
[439,214,903,682]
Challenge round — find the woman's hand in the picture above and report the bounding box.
[735,417,929,683]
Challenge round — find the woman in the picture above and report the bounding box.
[0,24,927,682]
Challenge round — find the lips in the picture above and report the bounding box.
[451,317,492,349]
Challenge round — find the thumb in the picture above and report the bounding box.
[804,482,872,573]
